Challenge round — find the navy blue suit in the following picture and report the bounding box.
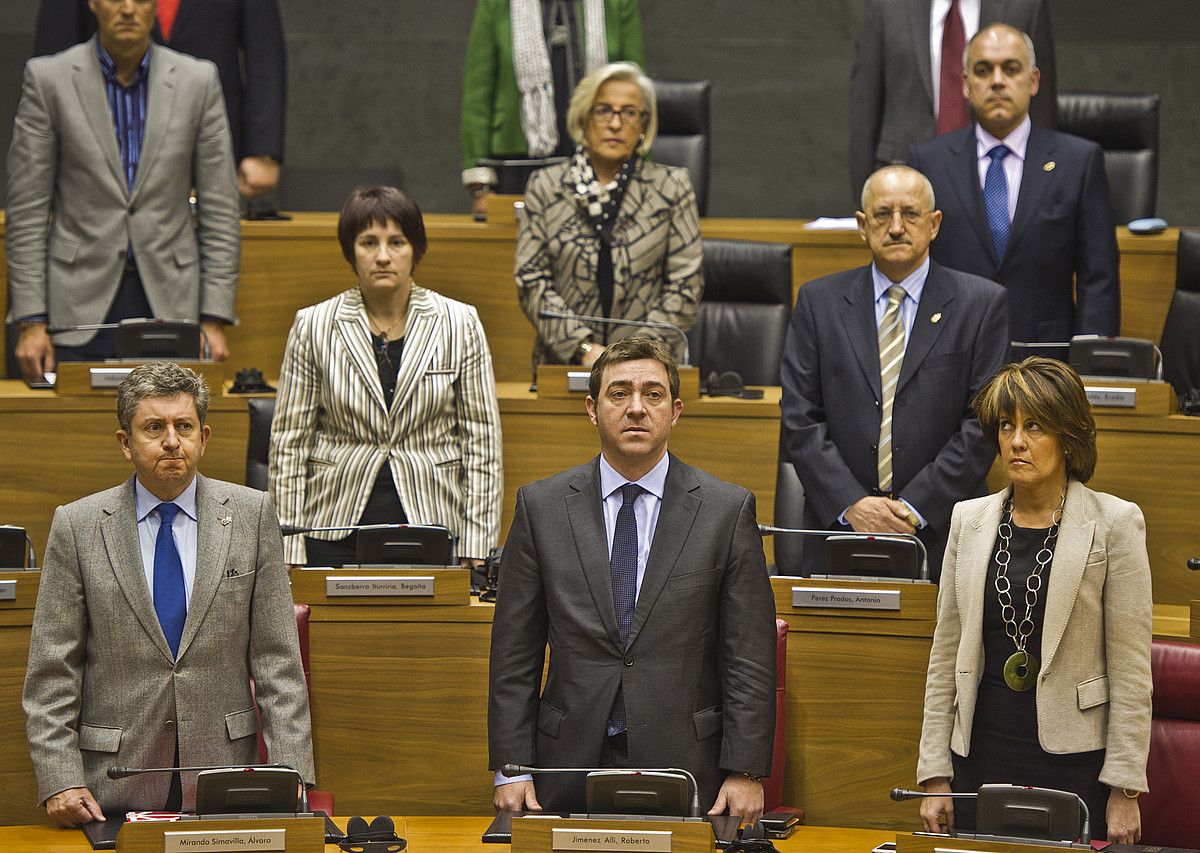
[908,126,1119,344]
[33,0,286,162]
[780,261,1009,579]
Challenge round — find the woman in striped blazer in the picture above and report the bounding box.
[269,186,502,567]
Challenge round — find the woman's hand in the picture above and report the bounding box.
[1106,788,1141,844]
[919,777,955,834]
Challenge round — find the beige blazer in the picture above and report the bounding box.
[23,476,314,811]
[269,285,502,565]
[917,482,1153,792]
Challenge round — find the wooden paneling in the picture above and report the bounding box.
[0,572,39,825]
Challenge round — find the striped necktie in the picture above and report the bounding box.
[877,286,907,493]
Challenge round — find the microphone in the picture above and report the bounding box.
[1188,557,1200,571]
[758,524,930,581]
[279,522,408,537]
[889,785,1090,845]
[890,787,978,801]
[107,763,309,814]
[537,309,691,366]
[501,763,702,818]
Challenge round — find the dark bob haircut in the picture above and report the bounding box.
[588,335,680,402]
[337,185,428,268]
[973,356,1097,483]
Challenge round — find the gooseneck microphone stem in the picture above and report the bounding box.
[279,522,406,537]
[537,309,691,367]
[889,787,1090,845]
[758,524,931,581]
[107,763,309,814]
[502,764,702,818]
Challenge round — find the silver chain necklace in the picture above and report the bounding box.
[993,487,1066,691]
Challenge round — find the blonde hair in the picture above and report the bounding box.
[973,357,1097,482]
[566,61,657,156]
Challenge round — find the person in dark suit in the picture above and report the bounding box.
[849,0,1057,198]
[908,24,1119,345]
[488,336,776,821]
[33,0,286,198]
[780,165,1009,580]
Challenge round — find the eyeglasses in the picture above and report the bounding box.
[590,104,646,126]
[868,208,930,226]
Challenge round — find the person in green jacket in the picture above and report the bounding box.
[460,0,643,214]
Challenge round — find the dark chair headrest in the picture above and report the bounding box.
[1152,639,1200,720]
[701,239,792,305]
[1056,92,1160,150]
[652,79,711,135]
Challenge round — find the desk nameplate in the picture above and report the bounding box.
[326,575,435,597]
[164,827,286,852]
[0,580,14,601]
[1085,386,1137,408]
[792,586,901,611]
[552,827,673,851]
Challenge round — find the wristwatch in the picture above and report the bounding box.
[740,772,763,783]
[576,340,594,360]
[1122,788,1141,799]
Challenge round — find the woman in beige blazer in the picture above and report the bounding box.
[269,187,502,567]
[917,358,1152,844]
[515,61,702,368]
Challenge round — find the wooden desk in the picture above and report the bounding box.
[0,816,894,852]
[0,213,1181,384]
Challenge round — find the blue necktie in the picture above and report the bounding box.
[609,483,642,732]
[154,502,187,657]
[984,143,1012,261]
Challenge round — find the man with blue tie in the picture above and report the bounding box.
[23,363,313,826]
[488,337,776,822]
[908,23,1119,345]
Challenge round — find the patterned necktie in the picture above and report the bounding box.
[609,483,642,732]
[154,502,187,657]
[877,286,907,493]
[936,0,969,134]
[984,144,1012,261]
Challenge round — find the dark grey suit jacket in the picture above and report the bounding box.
[23,475,314,811]
[780,261,1009,580]
[849,0,1057,197]
[488,455,776,812]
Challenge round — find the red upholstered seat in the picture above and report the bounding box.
[1139,638,1200,848]
[762,619,804,821]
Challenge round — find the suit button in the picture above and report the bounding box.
[165,720,175,729]
[870,444,877,454]
[117,248,127,259]
[128,204,136,214]
[623,656,634,667]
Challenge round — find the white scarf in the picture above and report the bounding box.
[511,0,608,157]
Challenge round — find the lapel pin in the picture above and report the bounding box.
[221,516,232,526]
[931,312,942,324]
[1044,161,1056,172]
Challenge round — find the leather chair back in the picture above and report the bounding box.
[688,239,792,386]
[650,79,711,216]
[1056,92,1159,223]
[1161,229,1200,398]
[772,425,806,575]
[246,396,277,491]
[761,619,789,812]
[1140,638,1200,847]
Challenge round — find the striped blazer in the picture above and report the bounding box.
[268,285,502,564]
[515,159,703,365]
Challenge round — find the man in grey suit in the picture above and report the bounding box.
[7,0,240,382]
[849,0,1056,198]
[780,166,1008,580]
[23,363,313,826]
[489,337,776,821]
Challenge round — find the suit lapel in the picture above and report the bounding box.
[334,289,388,414]
[177,475,233,660]
[389,286,442,418]
[566,460,623,650]
[839,267,884,399]
[130,47,177,203]
[1040,483,1094,670]
[947,130,998,267]
[1003,126,1057,266]
[897,263,955,394]
[910,0,934,105]
[958,492,1007,670]
[72,43,126,196]
[100,477,174,663]
[626,456,700,650]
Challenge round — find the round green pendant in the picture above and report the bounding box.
[1003,651,1039,692]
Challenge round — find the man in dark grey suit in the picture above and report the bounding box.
[849,0,1056,198]
[780,166,1008,580]
[488,337,776,821]
[23,363,313,826]
[7,0,240,381]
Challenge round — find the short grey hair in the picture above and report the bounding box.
[117,362,210,432]
[859,165,937,213]
[964,24,1037,71]
[566,61,658,156]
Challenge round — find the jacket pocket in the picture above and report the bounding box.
[48,237,80,264]
[78,723,122,753]
[537,701,564,739]
[173,242,199,267]
[1077,674,1110,710]
[225,707,259,741]
[692,705,722,741]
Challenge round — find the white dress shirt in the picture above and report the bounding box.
[135,477,199,606]
[929,0,981,120]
